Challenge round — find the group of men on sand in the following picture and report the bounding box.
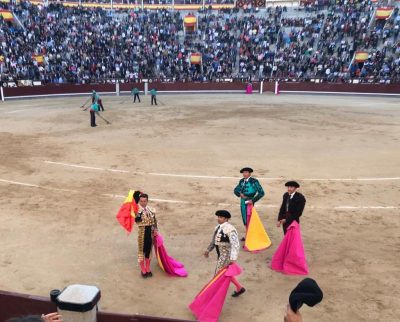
[126,166,314,322]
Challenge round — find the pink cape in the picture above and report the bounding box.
[154,234,188,277]
[189,263,242,322]
[270,221,309,275]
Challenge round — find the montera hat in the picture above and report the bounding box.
[285,181,300,188]
[215,210,231,219]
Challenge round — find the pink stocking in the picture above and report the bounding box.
[231,277,243,292]
[145,258,151,273]
[139,261,146,274]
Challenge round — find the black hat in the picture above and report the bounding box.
[285,181,300,188]
[289,278,323,312]
[215,210,231,219]
[240,167,253,173]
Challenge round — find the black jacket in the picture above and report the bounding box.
[278,192,306,226]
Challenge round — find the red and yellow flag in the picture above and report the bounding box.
[0,10,14,22]
[32,54,44,65]
[116,190,140,233]
[354,51,369,62]
[184,14,196,27]
[376,7,393,20]
[190,52,201,65]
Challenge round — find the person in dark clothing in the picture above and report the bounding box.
[277,181,306,234]
[89,102,99,127]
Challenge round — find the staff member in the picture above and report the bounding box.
[132,87,140,103]
[150,88,158,106]
[89,102,99,127]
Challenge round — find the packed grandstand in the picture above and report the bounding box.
[0,0,399,84]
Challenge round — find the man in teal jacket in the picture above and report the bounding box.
[132,87,140,103]
[234,167,265,239]
[150,88,158,106]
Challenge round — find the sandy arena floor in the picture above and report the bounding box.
[0,93,399,322]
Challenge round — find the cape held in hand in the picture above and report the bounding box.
[154,233,188,277]
[116,190,141,233]
[244,205,272,252]
[270,221,308,275]
[189,263,242,322]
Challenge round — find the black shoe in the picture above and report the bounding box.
[146,272,153,277]
[141,272,147,278]
[232,288,246,297]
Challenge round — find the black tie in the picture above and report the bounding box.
[286,195,290,212]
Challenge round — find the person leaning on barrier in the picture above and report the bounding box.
[6,312,62,322]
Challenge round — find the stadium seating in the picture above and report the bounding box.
[0,0,399,84]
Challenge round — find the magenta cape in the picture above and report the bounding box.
[270,221,309,275]
[154,234,188,277]
[189,263,242,322]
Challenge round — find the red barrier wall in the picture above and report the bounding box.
[0,290,57,321]
[0,290,189,322]
[279,82,400,94]
[3,83,116,98]
[2,82,258,99]
[2,82,400,99]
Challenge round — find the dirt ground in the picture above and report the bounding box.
[0,93,399,322]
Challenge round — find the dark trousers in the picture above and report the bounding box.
[98,99,104,111]
[90,110,96,127]
[151,95,157,105]
[134,93,140,102]
[283,219,300,235]
[143,226,153,259]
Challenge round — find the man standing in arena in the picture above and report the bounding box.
[92,90,105,111]
[277,181,306,234]
[204,210,245,297]
[234,167,265,240]
[132,87,141,103]
[89,101,99,127]
[135,193,158,278]
[150,88,158,105]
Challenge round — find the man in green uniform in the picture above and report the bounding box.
[92,90,104,111]
[234,167,265,240]
[132,87,141,103]
[150,88,158,106]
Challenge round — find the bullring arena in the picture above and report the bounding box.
[0,92,399,322]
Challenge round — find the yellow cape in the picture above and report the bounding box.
[245,207,272,251]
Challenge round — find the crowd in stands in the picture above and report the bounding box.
[0,0,399,84]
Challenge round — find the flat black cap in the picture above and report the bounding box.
[240,167,253,173]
